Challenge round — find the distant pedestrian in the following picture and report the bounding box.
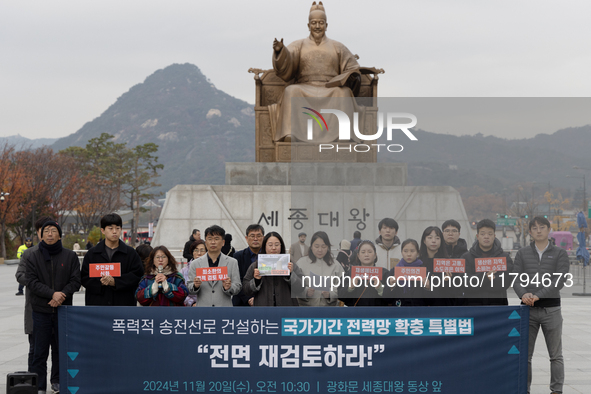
[336,239,352,271]
[183,229,200,261]
[289,232,308,263]
[349,231,362,252]
[15,216,57,382]
[221,233,235,257]
[16,237,33,296]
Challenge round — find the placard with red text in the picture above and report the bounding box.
[89,263,121,277]
[196,266,228,281]
[351,266,382,280]
[394,266,427,280]
[433,259,466,273]
[475,257,507,272]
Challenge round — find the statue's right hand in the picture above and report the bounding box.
[273,38,284,53]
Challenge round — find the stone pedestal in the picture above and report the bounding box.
[225,162,407,186]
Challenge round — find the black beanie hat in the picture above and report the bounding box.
[41,221,62,238]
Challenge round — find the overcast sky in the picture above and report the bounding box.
[2,0,591,140]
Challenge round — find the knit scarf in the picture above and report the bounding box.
[38,240,63,262]
[148,265,174,276]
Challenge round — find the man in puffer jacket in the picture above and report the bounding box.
[513,216,569,394]
[461,219,513,306]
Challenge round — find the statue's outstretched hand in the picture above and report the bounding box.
[273,38,284,53]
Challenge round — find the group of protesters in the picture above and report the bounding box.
[15,212,569,394]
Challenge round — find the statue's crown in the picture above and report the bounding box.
[310,1,326,14]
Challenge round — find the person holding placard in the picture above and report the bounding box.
[461,219,513,306]
[136,246,188,306]
[389,239,427,307]
[82,213,145,306]
[291,231,344,307]
[419,226,452,306]
[338,240,385,306]
[181,240,207,306]
[243,232,299,306]
[186,225,241,307]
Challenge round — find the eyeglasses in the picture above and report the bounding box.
[531,226,547,232]
[154,255,167,260]
[247,234,263,239]
[443,229,459,234]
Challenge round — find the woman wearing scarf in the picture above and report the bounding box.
[136,246,188,306]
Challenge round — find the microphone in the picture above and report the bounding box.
[158,265,163,289]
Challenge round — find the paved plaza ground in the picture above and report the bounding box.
[1,262,590,393]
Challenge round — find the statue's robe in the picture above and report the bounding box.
[273,34,361,143]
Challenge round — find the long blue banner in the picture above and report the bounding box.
[59,306,529,394]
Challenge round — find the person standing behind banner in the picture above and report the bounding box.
[375,218,402,270]
[243,232,298,306]
[26,220,81,394]
[442,219,468,258]
[233,224,265,306]
[336,239,352,271]
[183,229,200,261]
[181,240,207,306]
[419,226,452,306]
[338,240,385,307]
[136,246,188,307]
[461,219,513,306]
[349,231,362,253]
[292,231,344,307]
[136,244,153,264]
[81,213,144,306]
[221,233,236,257]
[289,232,308,264]
[388,239,427,307]
[441,219,469,306]
[186,225,241,307]
[15,216,58,386]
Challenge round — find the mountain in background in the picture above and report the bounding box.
[0,135,58,150]
[52,63,255,190]
[379,126,591,193]
[47,62,590,198]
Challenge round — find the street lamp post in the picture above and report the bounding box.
[568,170,591,296]
[566,174,586,212]
[0,192,9,259]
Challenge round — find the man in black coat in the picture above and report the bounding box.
[15,216,58,383]
[183,229,200,261]
[81,213,144,306]
[26,220,81,394]
[461,219,514,306]
[442,219,468,258]
[232,224,264,306]
[513,216,569,394]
